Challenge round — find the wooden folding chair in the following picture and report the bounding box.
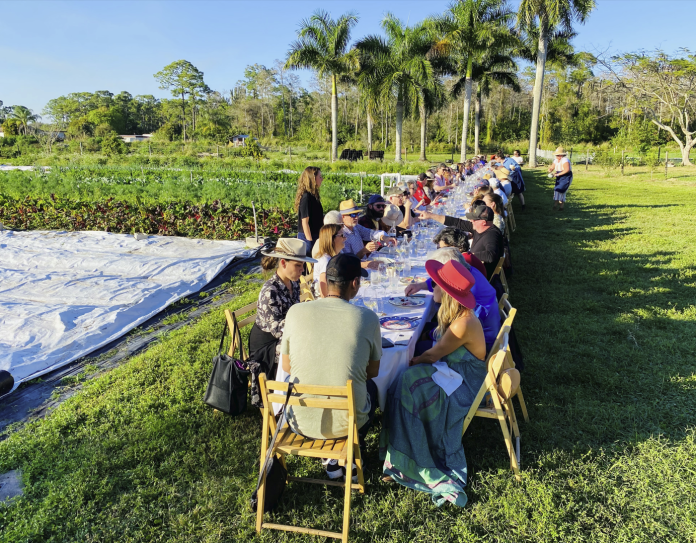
[462,328,522,481]
[489,256,510,296]
[224,302,257,356]
[497,295,529,423]
[299,274,316,302]
[505,200,516,232]
[256,374,364,543]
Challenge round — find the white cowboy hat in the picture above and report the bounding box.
[554,147,567,156]
[261,238,317,263]
[382,203,404,228]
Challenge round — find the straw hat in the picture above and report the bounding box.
[339,199,363,215]
[424,259,477,309]
[554,147,567,156]
[381,204,404,228]
[261,238,317,263]
[496,167,510,180]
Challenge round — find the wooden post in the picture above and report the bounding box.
[665,151,669,178]
[217,145,219,157]
[190,171,193,182]
[657,147,661,162]
[79,141,83,156]
[621,150,625,175]
[585,148,589,171]
[570,147,573,163]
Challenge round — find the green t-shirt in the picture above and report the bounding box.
[281,297,382,439]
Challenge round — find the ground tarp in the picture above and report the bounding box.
[0,230,249,395]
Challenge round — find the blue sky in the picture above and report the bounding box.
[1,0,692,115]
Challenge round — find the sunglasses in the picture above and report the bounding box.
[334,233,346,239]
[348,213,360,218]
[373,204,387,209]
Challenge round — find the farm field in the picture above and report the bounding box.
[1,168,695,542]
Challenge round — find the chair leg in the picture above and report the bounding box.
[353,431,365,494]
[492,394,521,481]
[342,427,355,543]
[515,386,530,423]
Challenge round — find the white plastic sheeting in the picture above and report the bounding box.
[0,230,250,394]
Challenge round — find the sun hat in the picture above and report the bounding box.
[554,147,567,156]
[465,205,494,222]
[323,210,343,225]
[367,194,387,205]
[261,238,318,263]
[424,259,477,309]
[381,203,404,228]
[326,254,368,281]
[496,167,510,180]
[386,186,406,197]
[339,199,363,215]
[424,170,436,180]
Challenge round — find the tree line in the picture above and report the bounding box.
[2,0,695,166]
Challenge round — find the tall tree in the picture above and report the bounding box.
[357,14,435,162]
[433,0,516,162]
[518,0,595,167]
[285,10,359,161]
[10,106,40,135]
[154,60,209,141]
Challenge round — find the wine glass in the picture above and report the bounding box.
[364,296,379,315]
[417,239,427,258]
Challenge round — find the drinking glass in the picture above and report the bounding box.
[395,259,405,279]
[388,265,399,291]
[417,239,427,258]
[364,296,379,314]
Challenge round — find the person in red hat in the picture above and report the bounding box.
[380,259,487,506]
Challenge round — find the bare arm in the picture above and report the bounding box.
[366,359,380,379]
[417,211,446,225]
[301,217,312,240]
[319,272,328,298]
[410,326,464,366]
[282,354,291,373]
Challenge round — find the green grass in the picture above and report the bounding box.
[1,167,696,542]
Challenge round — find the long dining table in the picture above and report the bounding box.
[273,251,437,413]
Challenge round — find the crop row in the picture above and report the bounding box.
[0,167,382,212]
[0,195,296,240]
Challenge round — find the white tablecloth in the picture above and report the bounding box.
[274,255,436,412]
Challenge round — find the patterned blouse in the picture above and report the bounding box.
[255,273,300,364]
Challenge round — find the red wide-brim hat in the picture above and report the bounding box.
[425,259,477,309]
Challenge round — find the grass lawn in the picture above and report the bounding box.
[1,166,695,542]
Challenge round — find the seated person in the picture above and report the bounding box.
[433,164,456,192]
[482,193,506,235]
[282,254,382,480]
[339,199,394,270]
[249,239,317,402]
[311,210,343,259]
[418,205,504,279]
[513,149,525,165]
[489,178,508,206]
[386,186,419,230]
[380,259,487,507]
[313,224,346,298]
[432,226,486,277]
[358,194,388,231]
[406,181,425,209]
[406,247,500,352]
[494,167,513,197]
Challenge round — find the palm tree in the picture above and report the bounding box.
[11,106,40,135]
[432,0,516,162]
[285,10,359,162]
[518,0,595,167]
[469,53,520,154]
[356,14,435,162]
[415,83,446,161]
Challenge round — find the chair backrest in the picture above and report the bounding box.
[489,256,505,282]
[498,293,514,322]
[259,374,356,421]
[488,305,516,356]
[225,302,257,356]
[299,275,316,302]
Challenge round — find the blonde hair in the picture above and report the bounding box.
[294,166,322,212]
[316,224,343,259]
[473,185,492,199]
[436,291,472,338]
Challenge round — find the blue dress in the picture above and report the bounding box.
[379,342,487,507]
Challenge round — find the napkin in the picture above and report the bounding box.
[431,361,463,396]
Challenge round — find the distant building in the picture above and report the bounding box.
[230,134,253,147]
[118,134,153,143]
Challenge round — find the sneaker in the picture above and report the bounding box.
[323,458,344,480]
[347,462,358,484]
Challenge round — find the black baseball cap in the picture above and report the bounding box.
[367,194,387,205]
[326,254,369,281]
[465,205,494,221]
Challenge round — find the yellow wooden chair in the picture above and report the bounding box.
[299,275,316,302]
[506,197,516,232]
[497,294,530,423]
[224,303,257,356]
[462,327,522,480]
[489,256,510,296]
[256,374,364,543]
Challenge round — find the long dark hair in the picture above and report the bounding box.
[294,166,322,212]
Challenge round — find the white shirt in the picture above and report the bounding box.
[513,156,524,165]
[500,180,512,197]
[494,188,508,206]
[554,156,571,173]
[312,254,331,296]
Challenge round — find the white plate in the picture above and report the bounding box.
[388,296,426,307]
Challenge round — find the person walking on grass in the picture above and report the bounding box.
[549,147,573,211]
[294,166,323,254]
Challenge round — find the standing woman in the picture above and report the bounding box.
[295,166,323,254]
[548,147,573,211]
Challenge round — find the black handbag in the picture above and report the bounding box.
[250,383,294,513]
[203,313,250,416]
